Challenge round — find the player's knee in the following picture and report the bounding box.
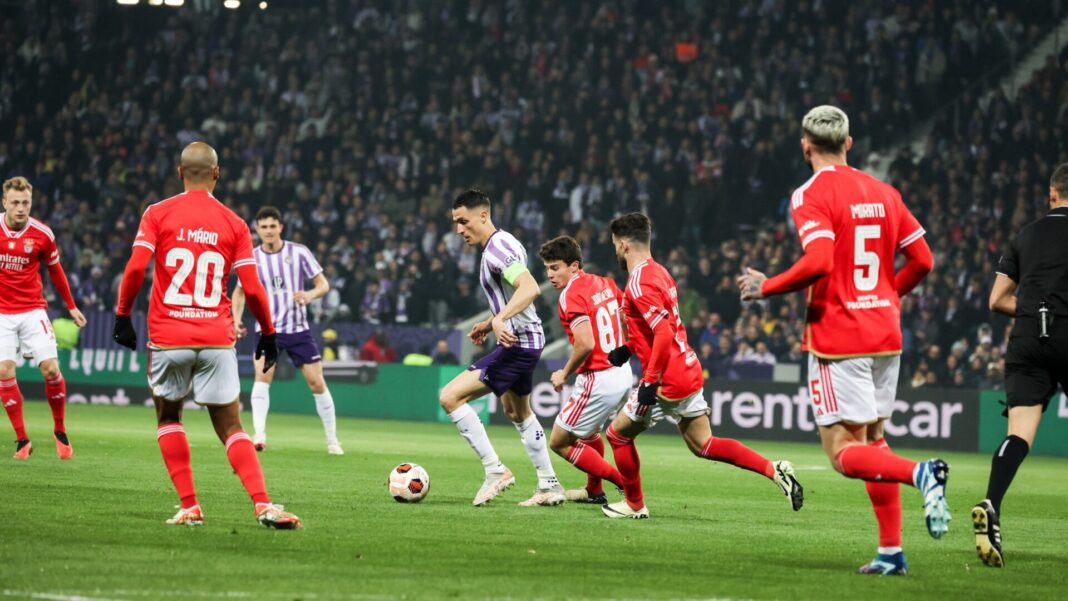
[307,380,326,394]
[503,403,528,423]
[39,361,60,380]
[438,389,461,413]
[549,439,569,457]
[0,361,15,380]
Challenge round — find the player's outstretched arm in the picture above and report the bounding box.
[893,236,934,296]
[988,274,1018,316]
[115,246,153,317]
[551,320,594,391]
[45,260,86,327]
[740,238,834,299]
[491,271,540,347]
[113,246,153,350]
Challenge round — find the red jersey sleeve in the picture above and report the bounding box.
[133,208,158,254]
[894,191,926,250]
[561,283,590,329]
[790,181,835,250]
[230,215,257,271]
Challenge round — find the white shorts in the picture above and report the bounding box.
[555,364,632,438]
[808,354,901,426]
[148,347,240,405]
[0,309,58,363]
[622,386,710,428]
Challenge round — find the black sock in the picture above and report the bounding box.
[986,435,1030,513]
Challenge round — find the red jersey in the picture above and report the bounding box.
[0,216,65,314]
[789,165,925,358]
[132,190,257,348]
[622,259,703,400]
[557,271,625,374]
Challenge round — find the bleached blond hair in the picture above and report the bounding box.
[801,105,849,153]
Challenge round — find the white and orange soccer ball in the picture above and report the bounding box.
[388,463,430,503]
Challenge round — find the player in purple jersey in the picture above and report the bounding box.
[441,189,565,507]
[231,206,342,455]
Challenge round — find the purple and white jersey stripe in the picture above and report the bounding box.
[479,230,544,350]
[240,241,323,334]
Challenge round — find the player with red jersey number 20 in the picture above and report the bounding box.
[0,176,86,461]
[113,142,301,530]
[739,105,946,575]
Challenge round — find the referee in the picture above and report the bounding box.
[974,162,1068,568]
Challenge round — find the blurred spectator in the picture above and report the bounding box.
[360,331,398,363]
[431,339,459,365]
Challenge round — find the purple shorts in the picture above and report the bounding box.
[468,345,543,397]
[258,330,322,367]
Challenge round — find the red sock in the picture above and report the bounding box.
[157,424,198,509]
[566,441,624,491]
[45,374,66,433]
[581,434,607,495]
[606,426,644,510]
[224,431,270,506]
[1,378,27,441]
[699,436,774,479]
[835,442,917,484]
[865,438,902,548]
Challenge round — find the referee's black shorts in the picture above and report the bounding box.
[1005,336,1068,411]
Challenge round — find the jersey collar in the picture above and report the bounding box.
[0,214,29,238]
[1048,206,1068,217]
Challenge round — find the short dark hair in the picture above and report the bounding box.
[255,205,282,223]
[609,212,651,245]
[1051,162,1068,198]
[538,236,583,268]
[453,188,491,210]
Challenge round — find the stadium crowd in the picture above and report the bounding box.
[0,0,1065,383]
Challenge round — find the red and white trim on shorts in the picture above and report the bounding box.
[157,424,185,439]
[818,360,838,414]
[224,431,252,451]
[566,372,595,426]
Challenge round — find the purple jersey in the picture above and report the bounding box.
[479,230,544,350]
[240,241,323,334]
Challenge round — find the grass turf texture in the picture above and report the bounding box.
[1,402,1066,601]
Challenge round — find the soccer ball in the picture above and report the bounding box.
[388,463,430,503]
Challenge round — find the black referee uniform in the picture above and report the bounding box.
[973,202,1068,569]
[999,205,1068,409]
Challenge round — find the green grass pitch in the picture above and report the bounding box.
[1,402,1066,601]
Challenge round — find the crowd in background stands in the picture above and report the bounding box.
[0,0,1064,381]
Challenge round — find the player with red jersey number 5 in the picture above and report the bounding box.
[0,176,86,461]
[113,142,301,530]
[739,105,946,575]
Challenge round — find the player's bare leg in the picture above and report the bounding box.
[207,399,301,529]
[549,426,621,504]
[250,353,275,450]
[975,405,1041,567]
[154,397,202,525]
[300,361,341,455]
[39,358,71,459]
[0,361,31,459]
[676,413,802,510]
[498,390,563,507]
[602,412,649,518]
[439,369,512,506]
